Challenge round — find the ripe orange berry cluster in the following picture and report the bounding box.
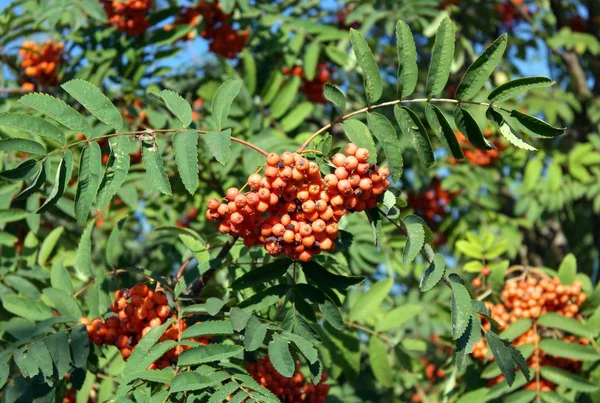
[282,64,332,103]
[19,40,63,87]
[205,144,390,261]
[497,0,528,27]
[81,283,209,368]
[101,0,153,36]
[407,178,455,222]
[449,130,504,166]
[247,356,330,403]
[472,275,588,391]
[188,1,249,58]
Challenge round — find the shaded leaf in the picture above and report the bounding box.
[62,80,123,131]
[350,28,383,103]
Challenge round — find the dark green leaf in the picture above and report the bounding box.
[0,138,45,155]
[368,336,393,387]
[454,106,494,150]
[367,112,403,181]
[231,259,291,290]
[43,287,82,318]
[540,366,598,392]
[75,142,102,225]
[450,282,472,339]
[205,129,232,166]
[301,260,365,290]
[426,18,455,96]
[0,160,39,181]
[212,79,242,130]
[96,136,131,210]
[158,89,192,127]
[50,260,73,295]
[75,220,94,279]
[178,344,243,366]
[396,20,418,98]
[500,319,532,341]
[349,28,383,103]
[244,316,268,352]
[270,76,301,119]
[169,372,215,393]
[487,108,536,151]
[106,217,127,267]
[402,214,426,265]
[341,119,377,163]
[2,295,54,321]
[230,308,251,332]
[0,113,65,145]
[486,331,530,386]
[142,140,172,195]
[173,129,199,194]
[539,339,600,361]
[38,150,73,213]
[268,337,295,377]
[19,93,92,135]
[456,34,507,100]
[16,158,49,200]
[45,331,71,379]
[324,83,346,114]
[70,325,89,369]
[489,76,554,103]
[395,106,434,167]
[420,253,446,292]
[510,110,565,138]
[537,313,597,339]
[455,314,481,369]
[183,321,234,339]
[62,80,123,131]
[304,42,320,81]
[29,341,54,380]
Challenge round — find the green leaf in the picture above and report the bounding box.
[268,337,295,377]
[96,136,130,210]
[38,227,64,267]
[456,34,507,100]
[450,282,472,339]
[301,260,364,289]
[142,140,172,195]
[510,110,565,138]
[0,114,65,145]
[0,232,17,246]
[454,106,494,150]
[0,138,45,155]
[349,278,393,322]
[323,83,346,114]
[230,308,251,332]
[207,382,239,403]
[43,287,82,318]
[420,253,446,291]
[376,304,422,331]
[523,158,543,191]
[75,142,102,226]
[282,102,314,132]
[540,366,599,392]
[455,314,482,369]
[158,89,192,127]
[489,76,554,103]
[205,129,232,166]
[270,76,301,119]
[367,112,403,181]
[394,106,434,167]
[0,208,28,223]
[62,80,123,131]
[206,297,227,316]
[426,18,455,97]
[75,220,94,279]
[539,339,600,361]
[244,316,268,351]
[173,129,199,194]
[368,336,393,387]
[51,260,73,294]
[231,259,291,290]
[500,319,532,341]
[183,321,234,339]
[341,119,377,163]
[0,160,39,182]
[19,93,92,135]
[38,150,73,213]
[558,253,577,285]
[79,0,108,22]
[402,215,426,265]
[70,324,89,369]
[178,344,243,366]
[486,332,530,386]
[426,104,464,159]
[45,331,71,379]
[3,275,39,298]
[14,346,39,378]
[487,108,536,151]
[350,28,383,103]
[537,313,597,338]
[396,20,418,98]
[304,42,320,81]
[211,79,242,130]
[241,50,256,94]
[16,158,49,200]
[169,372,215,393]
[106,217,127,267]
[2,295,54,321]
[125,320,174,372]
[0,354,8,389]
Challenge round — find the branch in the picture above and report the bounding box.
[187,235,239,295]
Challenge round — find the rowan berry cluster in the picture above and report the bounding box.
[193,1,249,58]
[19,40,63,87]
[101,0,153,36]
[472,274,588,391]
[247,356,330,403]
[497,0,528,28]
[175,207,199,228]
[81,283,209,368]
[164,6,201,41]
[407,178,455,222]
[449,130,504,166]
[282,64,332,103]
[206,145,390,261]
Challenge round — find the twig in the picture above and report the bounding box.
[187,236,240,295]
[296,98,510,152]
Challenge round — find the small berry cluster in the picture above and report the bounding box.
[195,1,249,58]
[247,356,330,403]
[449,130,504,166]
[472,274,588,391]
[81,283,209,368]
[497,0,528,28]
[19,40,63,87]
[282,65,332,103]
[163,6,201,41]
[101,0,153,36]
[175,207,199,228]
[206,145,390,261]
[407,178,455,222]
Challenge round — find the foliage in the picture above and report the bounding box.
[0,1,599,402]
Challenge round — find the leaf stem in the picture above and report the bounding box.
[297,97,510,152]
